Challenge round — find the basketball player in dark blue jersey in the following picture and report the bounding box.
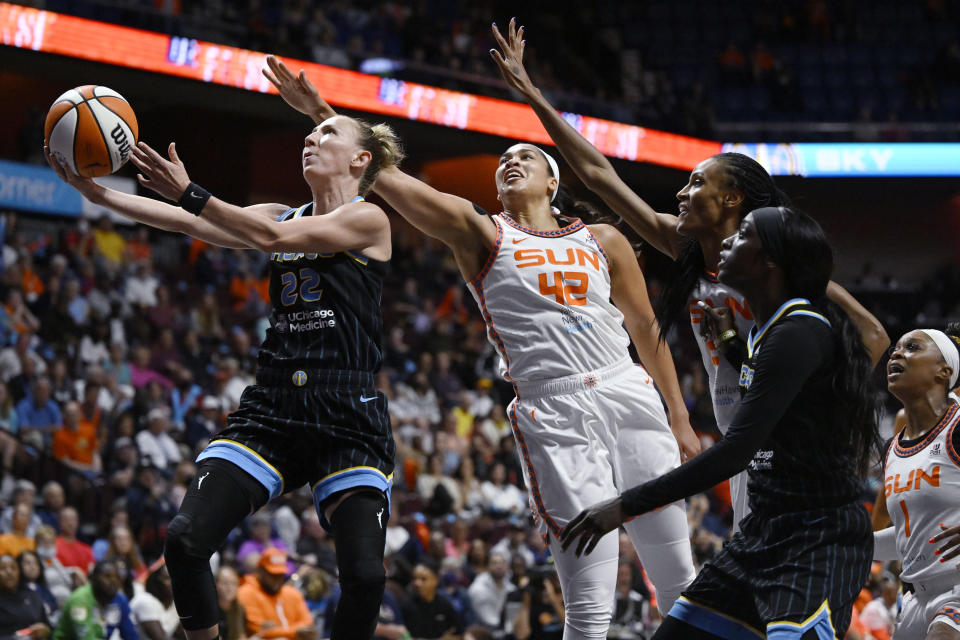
[46,114,403,640]
[562,207,882,639]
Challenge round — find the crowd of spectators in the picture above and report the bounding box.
[16,0,960,140]
[0,205,951,640]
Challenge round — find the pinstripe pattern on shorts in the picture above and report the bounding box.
[676,502,871,638]
[200,374,394,502]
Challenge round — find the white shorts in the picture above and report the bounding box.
[895,582,960,639]
[508,357,681,538]
[510,357,695,629]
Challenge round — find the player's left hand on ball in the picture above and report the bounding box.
[560,496,626,557]
[44,145,100,196]
[930,522,960,562]
[130,141,191,202]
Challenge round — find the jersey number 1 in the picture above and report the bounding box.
[538,271,588,306]
[898,499,911,538]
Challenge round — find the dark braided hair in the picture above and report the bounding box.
[655,153,790,340]
[552,186,617,227]
[769,207,881,475]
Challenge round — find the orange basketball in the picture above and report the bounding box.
[44,85,139,178]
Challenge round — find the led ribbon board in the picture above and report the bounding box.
[0,2,720,171]
[4,4,956,176]
[722,143,960,177]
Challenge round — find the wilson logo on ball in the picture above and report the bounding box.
[44,85,139,178]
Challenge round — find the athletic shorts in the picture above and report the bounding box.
[669,502,873,639]
[509,357,681,539]
[197,367,395,529]
[895,581,960,638]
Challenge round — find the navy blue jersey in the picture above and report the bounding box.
[258,202,387,373]
[735,299,862,513]
[622,298,863,517]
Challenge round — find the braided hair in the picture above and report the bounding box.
[655,152,790,340]
[764,207,882,475]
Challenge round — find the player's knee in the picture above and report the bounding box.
[562,591,614,639]
[164,513,213,567]
[340,556,385,593]
[563,610,612,640]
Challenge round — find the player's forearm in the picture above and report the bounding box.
[197,198,278,251]
[372,167,472,245]
[628,319,688,420]
[826,281,889,366]
[96,189,249,248]
[524,89,614,188]
[525,90,674,257]
[308,99,337,124]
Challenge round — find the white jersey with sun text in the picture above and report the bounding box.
[689,275,756,432]
[884,401,960,585]
[689,275,758,532]
[466,214,629,382]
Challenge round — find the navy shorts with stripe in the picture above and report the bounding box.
[669,502,872,639]
[197,367,395,530]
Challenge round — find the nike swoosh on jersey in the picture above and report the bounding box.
[360,395,377,402]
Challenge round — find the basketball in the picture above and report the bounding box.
[44,85,138,178]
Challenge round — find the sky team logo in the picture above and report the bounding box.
[292,370,308,387]
[739,363,755,390]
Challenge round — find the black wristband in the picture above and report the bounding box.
[178,182,211,216]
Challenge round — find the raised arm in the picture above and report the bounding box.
[593,225,700,460]
[45,146,258,249]
[826,281,889,367]
[263,55,495,254]
[490,20,683,258]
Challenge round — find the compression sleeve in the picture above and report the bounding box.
[621,318,830,516]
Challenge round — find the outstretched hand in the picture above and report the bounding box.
[262,55,335,123]
[130,142,191,202]
[490,18,537,97]
[558,495,626,557]
[43,145,104,202]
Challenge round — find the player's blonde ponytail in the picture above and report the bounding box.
[354,119,405,196]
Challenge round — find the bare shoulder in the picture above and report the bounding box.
[587,223,628,250]
[336,199,390,230]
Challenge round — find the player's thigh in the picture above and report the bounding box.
[509,395,618,524]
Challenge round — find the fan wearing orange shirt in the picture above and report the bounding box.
[0,504,36,557]
[52,401,101,474]
[236,547,315,640]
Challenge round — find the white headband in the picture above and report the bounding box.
[530,145,559,202]
[919,329,960,389]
